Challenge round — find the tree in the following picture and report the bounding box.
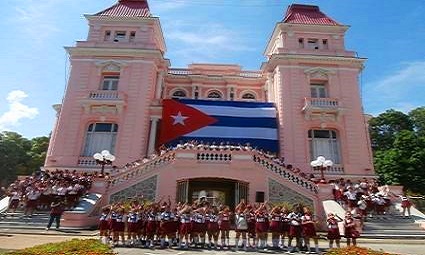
[369,109,413,151]
[0,131,49,186]
[370,108,425,194]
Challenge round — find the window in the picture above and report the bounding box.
[308,129,340,164]
[322,39,328,50]
[102,76,119,90]
[298,38,304,48]
[207,90,223,99]
[310,84,327,98]
[83,123,118,156]
[104,31,111,41]
[114,31,126,42]
[241,93,256,101]
[171,90,187,99]
[129,31,136,42]
[307,39,319,49]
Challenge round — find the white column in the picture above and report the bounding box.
[267,73,275,102]
[147,117,159,155]
[155,71,165,99]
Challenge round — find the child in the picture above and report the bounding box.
[218,206,232,249]
[99,206,111,245]
[234,200,249,251]
[269,206,281,250]
[401,195,412,217]
[255,203,269,250]
[301,207,319,254]
[326,213,341,249]
[206,206,220,249]
[343,211,359,246]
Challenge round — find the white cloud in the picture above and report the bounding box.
[372,61,425,95]
[0,90,39,131]
[14,0,60,44]
[164,21,255,64]
[150,0,188,13]
[364,61,425,115]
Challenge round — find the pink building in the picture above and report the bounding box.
[45,0,374,224]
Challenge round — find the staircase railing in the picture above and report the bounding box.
[107,151,176,189]
[252,154,319,194]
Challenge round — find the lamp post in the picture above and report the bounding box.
[310,156,333,184]
[93,150,116,176]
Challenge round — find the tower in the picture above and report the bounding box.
[45,0,168,169]
[263,4,374,177]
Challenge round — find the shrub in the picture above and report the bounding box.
[325,246,401,255]
[6,239,115,255]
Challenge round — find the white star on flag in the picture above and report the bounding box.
[171,111,189,125]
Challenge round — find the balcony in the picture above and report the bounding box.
[302,97,342,121]
[81,90,127,114]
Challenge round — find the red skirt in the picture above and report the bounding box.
[255,222,269,233]
[344,226,359,238]
[289,225,302,238]
[26,199,38,209]
[179,222,192,235]
[146,221,157,235]
[248,221,256,234]
[207,222,219,232]
[302,223,316,237]
[112,221,125,232]
[281,222,290,232]
[192,222,206,233]
[128,222,138,233]
[401,200,411,208]
[327,228,340,240]
[269,221,281,232]
[219,221,230,231]
[160,221,176,235]
[99,220,109,231]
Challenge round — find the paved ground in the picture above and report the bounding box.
[0,233,424,255]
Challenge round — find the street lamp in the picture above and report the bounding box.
[310,155,333,183]
[93,150,116,176]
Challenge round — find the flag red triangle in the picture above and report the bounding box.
[158,99,218,145]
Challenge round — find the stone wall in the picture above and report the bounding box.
[268,178,314,209]
[109,175,157,203]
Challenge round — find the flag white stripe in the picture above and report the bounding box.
[187,104,276,118]
[184,126,278,140]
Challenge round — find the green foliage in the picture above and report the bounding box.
[0,131,49,186]
[6,239,115,255]
[370,107,425,194]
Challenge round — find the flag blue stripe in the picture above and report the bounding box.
[210,116,278,128]
[179,98,275,108]
[185,126,277,140]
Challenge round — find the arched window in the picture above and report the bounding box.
[241,92,256,101]
[171,90,187,99]
[308,129,340,164]
[83,123,118,156]
[207,90,223,100]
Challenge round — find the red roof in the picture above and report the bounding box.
[283,4,340,26]
[95,0,151,17]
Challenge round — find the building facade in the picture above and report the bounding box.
[45,0,374,213]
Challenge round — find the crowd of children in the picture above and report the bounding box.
[98,198,361,253]
[3,169,93,217]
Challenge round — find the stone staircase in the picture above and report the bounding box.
[362,214,425,239]
[0,211,51,230]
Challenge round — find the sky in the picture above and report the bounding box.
[0,0,424,138]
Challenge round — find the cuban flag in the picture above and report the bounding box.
[159,99,279,152]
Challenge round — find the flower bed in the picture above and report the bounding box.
[325,246,401,255]
[6,239,115,255]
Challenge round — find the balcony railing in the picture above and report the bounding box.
[168,69,262,78]
[312,164,345,174]
[78,157,97,167]
[304,97,339,109]
[89,91,120,100]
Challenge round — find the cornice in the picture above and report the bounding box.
[262,53,366,71]
[65,47,164,59]
[85,14,159,23]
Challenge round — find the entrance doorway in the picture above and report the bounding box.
[176,178,248,209]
